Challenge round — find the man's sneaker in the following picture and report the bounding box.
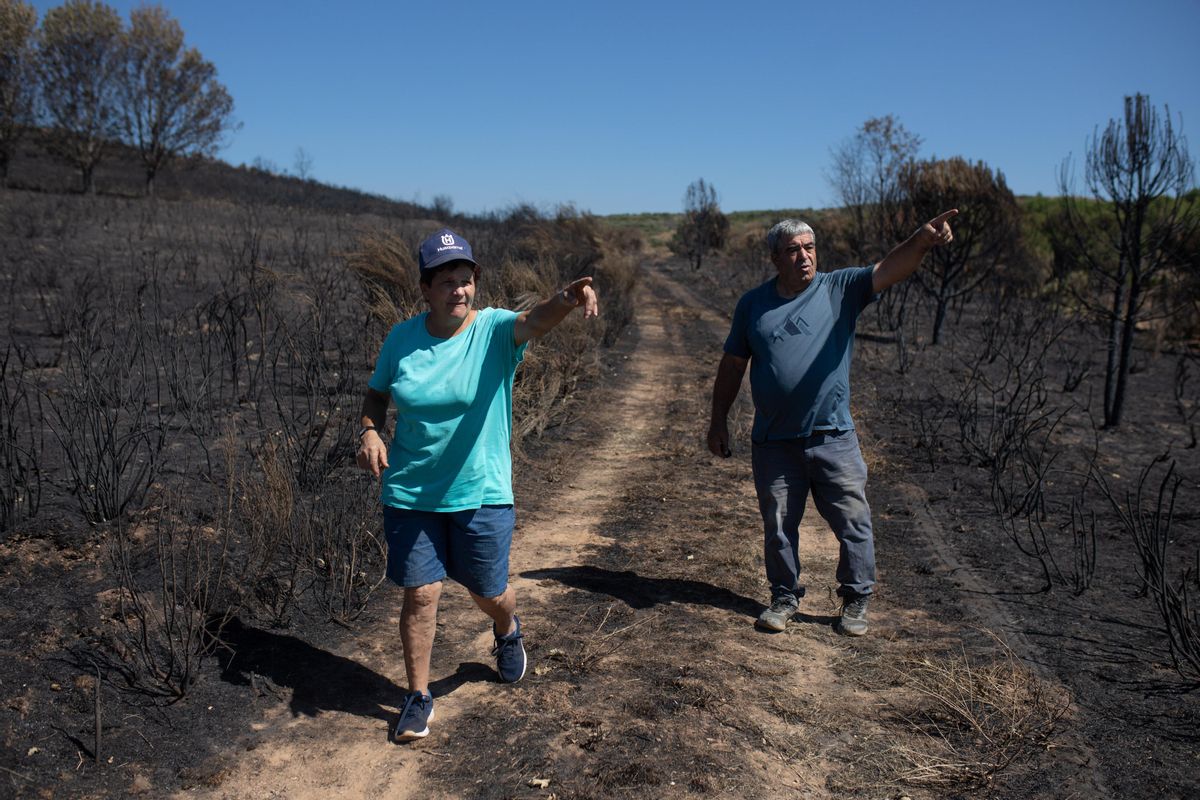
[394,691,434,742]
[839,595,869,637]
[756,595,799,632]
[493,615,527,683]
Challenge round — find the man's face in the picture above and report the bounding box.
[420,263,477,321]
[771,233,818,288]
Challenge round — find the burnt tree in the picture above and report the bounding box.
[902,157,1021,344]
[1058,94,1197,428]
[670,178,728,271]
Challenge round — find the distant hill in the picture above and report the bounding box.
[3,128,425,218]
[603,207,838,254]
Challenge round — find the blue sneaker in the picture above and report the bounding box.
[492,615,527,683]
[394,691,434,742]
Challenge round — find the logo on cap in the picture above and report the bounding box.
[419,227,475,273]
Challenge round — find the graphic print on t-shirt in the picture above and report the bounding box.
[771,310,812,341]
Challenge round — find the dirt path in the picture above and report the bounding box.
[180,261,1101,800]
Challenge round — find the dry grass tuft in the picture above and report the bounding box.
[343,228,423,325]
[545,603,661,674]
[767,692,832,727]
[864,633,1069,790]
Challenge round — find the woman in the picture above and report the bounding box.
[356,227,598,741]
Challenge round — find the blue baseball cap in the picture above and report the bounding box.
[418,228,476,273]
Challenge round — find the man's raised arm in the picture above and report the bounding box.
[871,209,958,294]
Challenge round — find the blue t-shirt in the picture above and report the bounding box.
[724,267,876,442]
[368,307,528,512]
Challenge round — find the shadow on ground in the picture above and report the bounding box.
[520,564,845,623]
[218,618,405,721]
[429,661,495,697]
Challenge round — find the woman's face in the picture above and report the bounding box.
[421,263,477,324]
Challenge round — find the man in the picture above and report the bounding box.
[357,228,599,741]
[707,210,956,635]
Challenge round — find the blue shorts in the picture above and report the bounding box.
[382,504,514,597]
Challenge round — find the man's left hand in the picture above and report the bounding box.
[917,209,958,249]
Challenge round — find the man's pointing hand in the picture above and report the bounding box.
[919,208,958,249]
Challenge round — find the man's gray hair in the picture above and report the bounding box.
[766,219,815,254]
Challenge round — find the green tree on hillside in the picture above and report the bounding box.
[670,177,728,270]
[0,0,38,186]
[118,5,235,195]
[901,157,1022,344]
[37,0,124,193]
[1058,94,1198,428]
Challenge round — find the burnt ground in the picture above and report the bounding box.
[2,256,1198,799]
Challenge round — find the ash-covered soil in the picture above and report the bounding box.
[2,257,1197,799]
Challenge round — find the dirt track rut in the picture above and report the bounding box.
[181,261,1103,800]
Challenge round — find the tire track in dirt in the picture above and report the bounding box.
[641,262,1114,798]
[658,262,1114,798]
[178,268,764,799]
[476,265,875,797]
[179,261,1108,799]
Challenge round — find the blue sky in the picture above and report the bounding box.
[30,0,1200,215]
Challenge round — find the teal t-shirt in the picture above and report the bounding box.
[368,307,528,512]
[724,267,876,442]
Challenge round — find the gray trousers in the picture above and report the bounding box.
[751,430,876,601]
